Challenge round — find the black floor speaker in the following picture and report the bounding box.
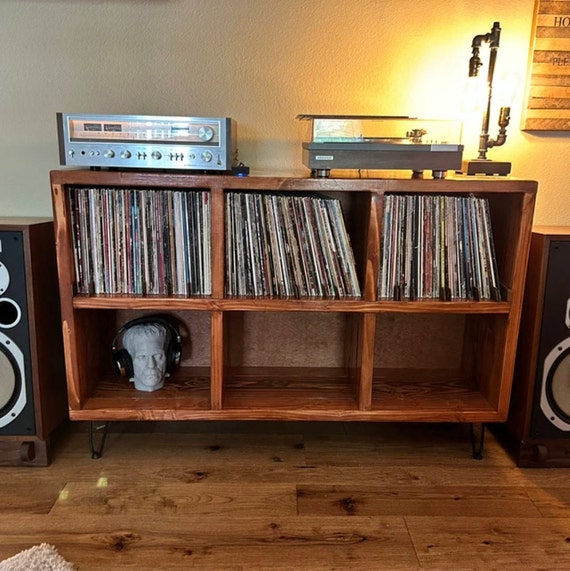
[0,218,67,465]
[503,227,570,466]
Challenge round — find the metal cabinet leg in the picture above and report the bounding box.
[89,421,110,459]
[470,423,485,460]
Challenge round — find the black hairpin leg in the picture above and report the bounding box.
[470,422,485,460]
[89,421,110,459]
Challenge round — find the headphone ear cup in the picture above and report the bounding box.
[166,337,182,372]
[113,348,133,378]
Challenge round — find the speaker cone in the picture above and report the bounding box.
[541,338,570,431]
[0,332,26,428]
[0,350,17,411]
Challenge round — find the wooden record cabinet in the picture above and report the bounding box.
[49,169,537,457]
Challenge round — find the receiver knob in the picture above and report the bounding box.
[198,126,214,142]
[120,150,132,159]
[201,150,213,163]
[104,150,115,159]
[151,151,162,160]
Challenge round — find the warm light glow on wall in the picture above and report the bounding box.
[460,71,521,152]
[494,71,522,108]
[461,76,488,114]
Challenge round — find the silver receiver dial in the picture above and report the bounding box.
[201,151,213,163]
[198,126,215,142]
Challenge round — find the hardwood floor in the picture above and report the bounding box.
[1,421,570,570]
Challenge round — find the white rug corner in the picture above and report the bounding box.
[0,543,76,571]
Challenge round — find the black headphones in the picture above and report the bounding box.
[111,315,182,378]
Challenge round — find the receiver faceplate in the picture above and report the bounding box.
[57,113,236,171]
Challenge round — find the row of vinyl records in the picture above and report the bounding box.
[68,187,500,302]
[69,187,212,295]
[379,194,500,301]
[225,192,361,298]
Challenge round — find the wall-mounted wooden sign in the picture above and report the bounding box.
[522,0,570,130]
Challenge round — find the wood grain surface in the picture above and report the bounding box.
[0,421,569,570]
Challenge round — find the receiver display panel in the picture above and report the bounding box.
[68,118,220,146]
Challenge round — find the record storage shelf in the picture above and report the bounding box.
[50,169,537,423]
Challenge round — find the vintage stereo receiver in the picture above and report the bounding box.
[298,115,463,179]
[57,113,236,171]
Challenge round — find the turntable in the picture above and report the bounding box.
[298,115,463,179]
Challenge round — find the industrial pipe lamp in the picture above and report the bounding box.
[460,21,512,176]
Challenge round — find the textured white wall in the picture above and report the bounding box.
[0,0,568,224]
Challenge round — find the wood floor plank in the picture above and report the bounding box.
[125,463,529,487]
[50,482,298,517]
[518,469,570,488]
[524,486,570,518]
[303,431,514,467]
[0,515,417,570]
[55,430,307,465]
[297,485,541,518]
[406,516,570,570]
[0,478,63,514]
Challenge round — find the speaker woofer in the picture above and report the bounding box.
[0,332,26,428]
[540,337,570,431]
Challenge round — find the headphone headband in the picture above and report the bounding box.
[112,315,181,351]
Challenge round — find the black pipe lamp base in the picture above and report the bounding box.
[457,159,511,176]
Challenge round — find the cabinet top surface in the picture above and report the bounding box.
[533,225,570,237]
[50,169,538,193]
[0,217,53,227]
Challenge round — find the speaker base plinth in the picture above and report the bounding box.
[516,439,570,467]
[493,423,570,467]
[0,439,49,467]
